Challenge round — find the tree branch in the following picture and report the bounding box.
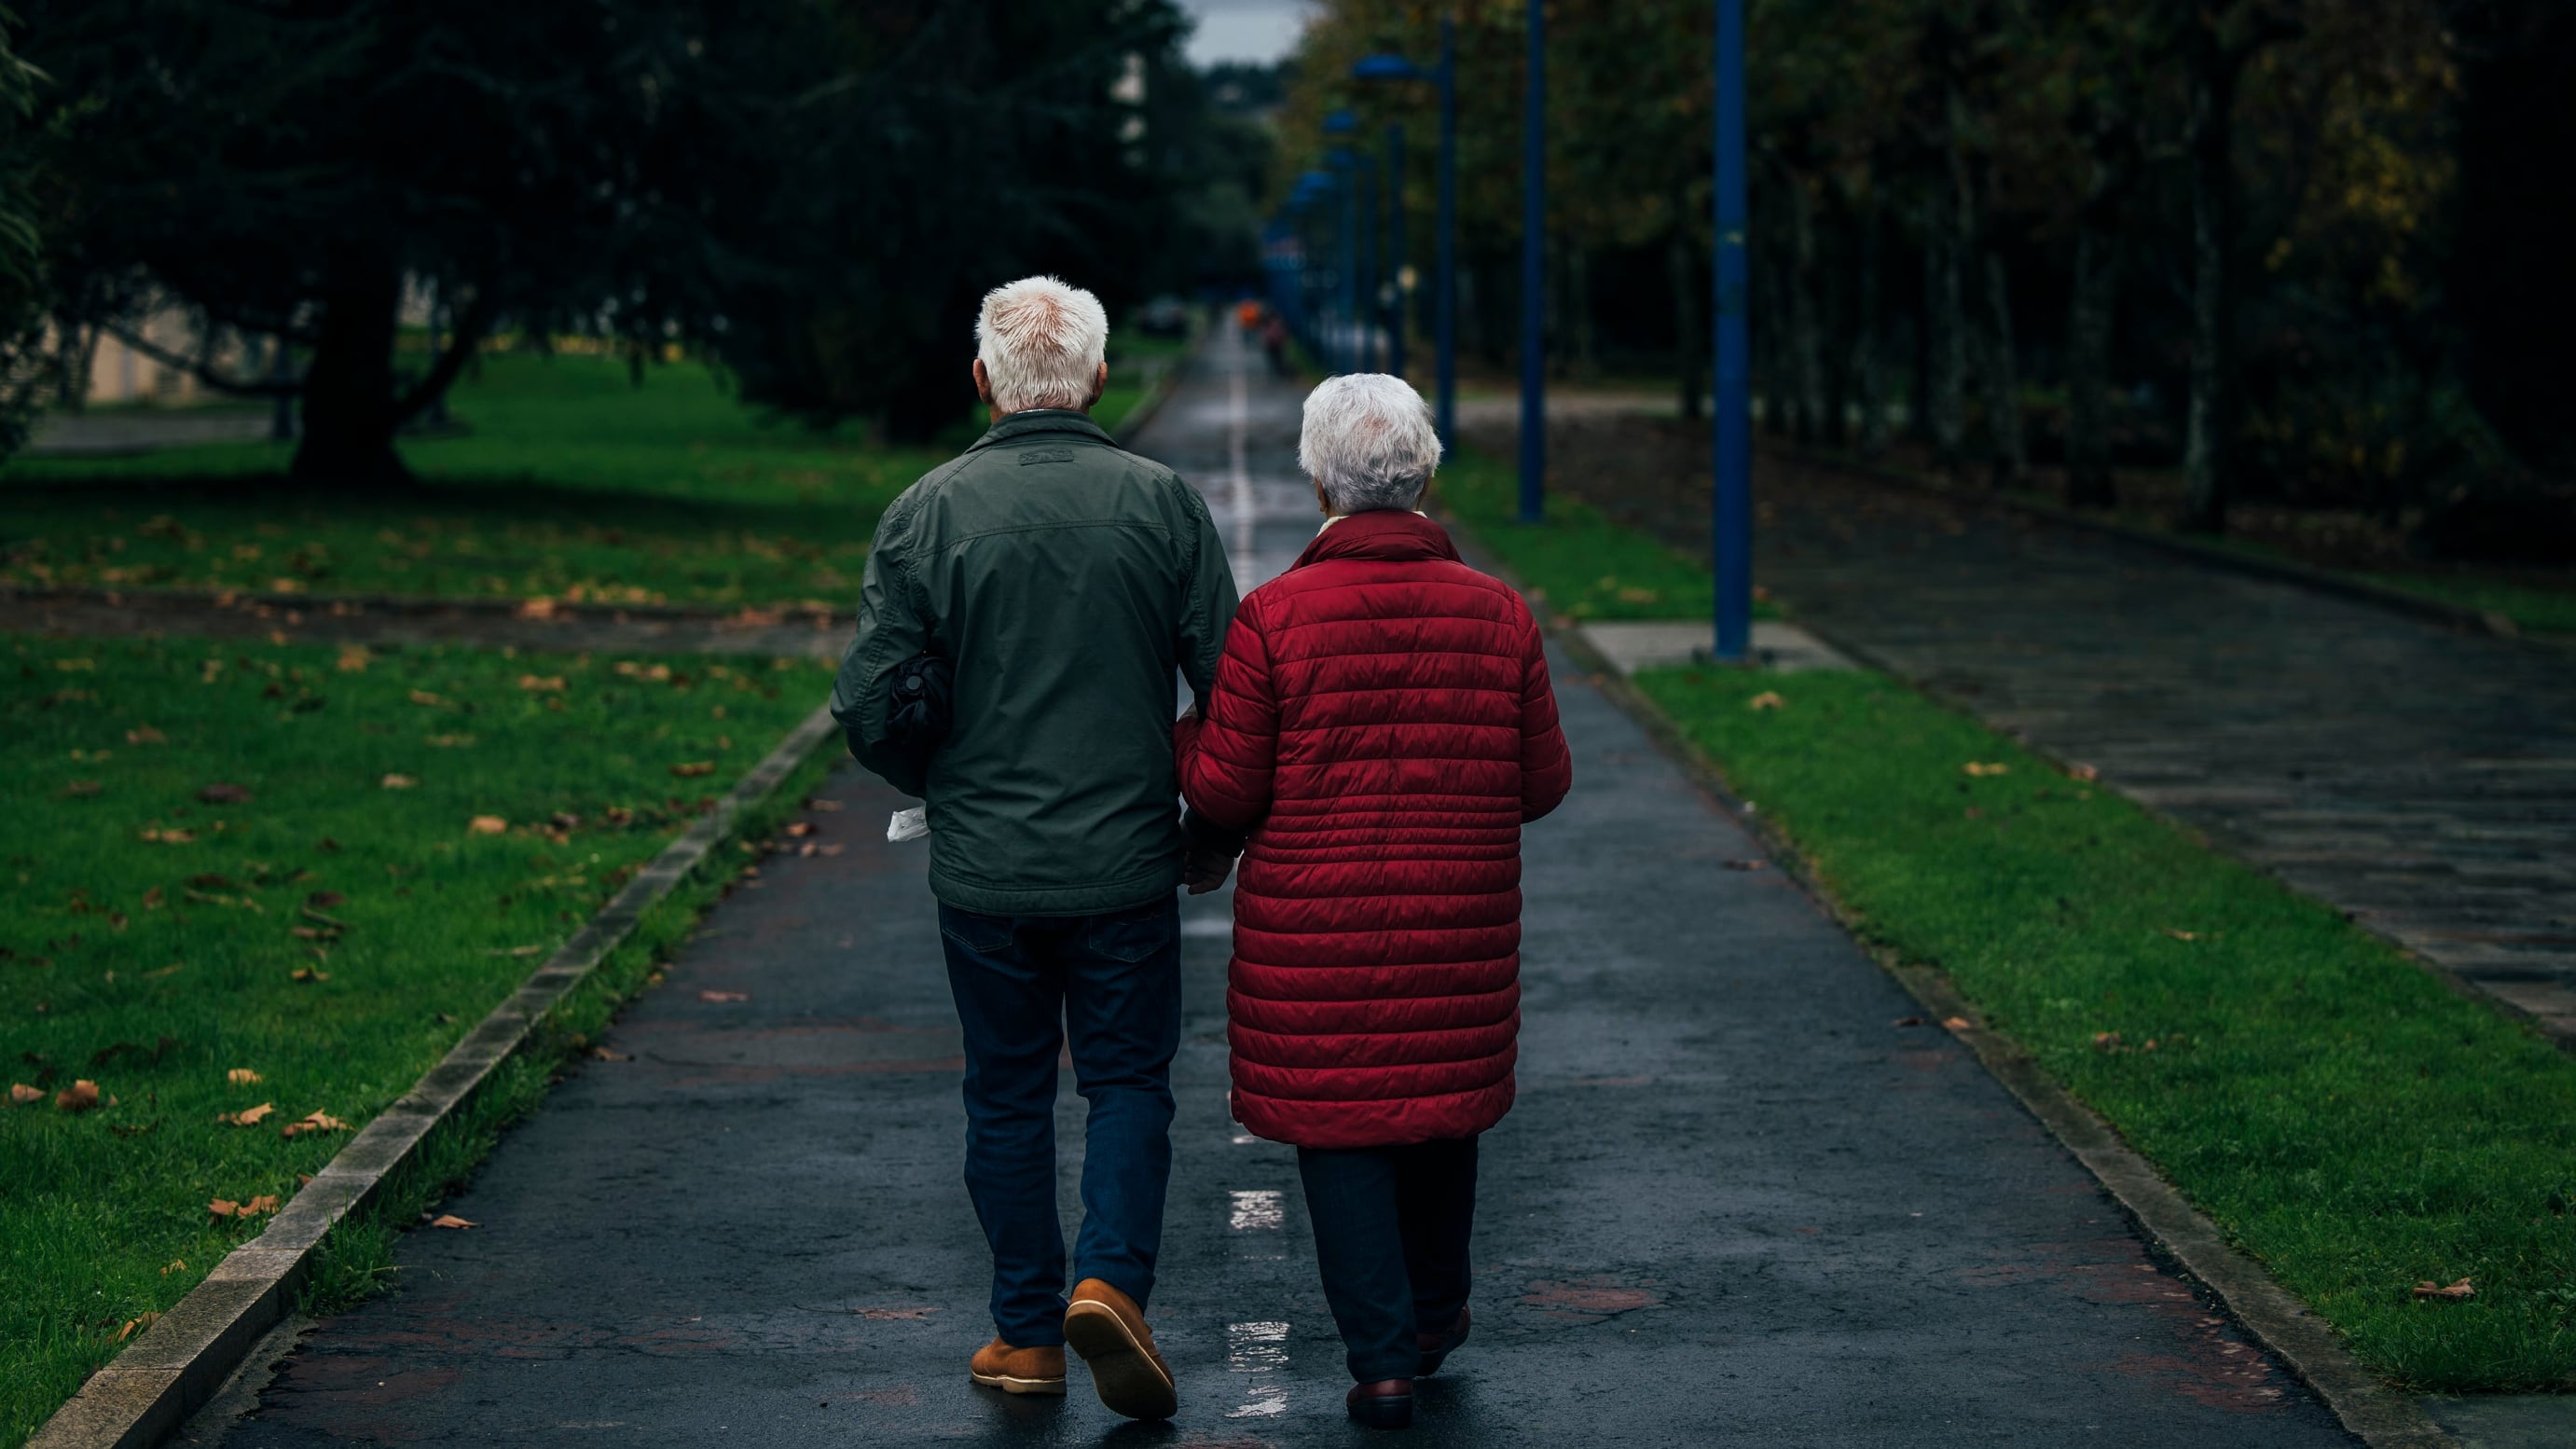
[391,289,497,425]
[92,319,300,397]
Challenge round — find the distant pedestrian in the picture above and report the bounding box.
[1260,312,1290,377]
[832,275,1240,1422]
[1173,373,1574,1429]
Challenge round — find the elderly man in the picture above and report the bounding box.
[1175,374,1570,1430]
[832,276,1237,1421]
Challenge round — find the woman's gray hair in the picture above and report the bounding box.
[1298,373,1445,514]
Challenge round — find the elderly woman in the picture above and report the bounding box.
[1174,373,1573,1429]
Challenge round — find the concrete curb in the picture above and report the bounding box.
[1770,443,2566,653]
[27,704,841,1449]
[1427,508,2452,1448]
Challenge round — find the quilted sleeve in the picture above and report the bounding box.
[1517,614,1573,822]
[1174,596,1280,832]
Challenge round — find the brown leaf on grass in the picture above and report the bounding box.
[613,661,672,682]
[54,657,95,671]
[56,1080,101,1112]
[381,773,419,790]
[161,1259,186,1276]
[467,815,508,835]
[139,827,196,844]
[289,967,329,983]
[220,1102,275,1126]
[486,945,544,959]
[425,733,475,748]
[1747,691,1785,711]
[517,674,566,692]
[668,761,716,778]
[1962,762,2010,777]
[2411,1278,2474,1302]
[429,1213,476,1230]
[55,780,101,799]
[199,783,254,804]
[9,1083,43,1105]
[408,689,448,707]
[209,1194,282,1221]
[336,645,371,673]
[306,890,344,908]
[116,1311,160,1342]
[2094,1031,2124,1051]
[517,596,557,619]
[143,886,165,909]
[245,1194,281,1213]
[698,989,750,1002]
[2069,764,2101,782]
[603,807,634,826]
[2163,929,2199,942]
[280,1109,349,1138]
[227,1068,263,1084]
[126,725,168,744]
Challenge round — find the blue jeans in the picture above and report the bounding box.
[937,897,1181,1347]
[1297,1138,1480,1383]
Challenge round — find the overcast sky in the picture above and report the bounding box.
[1176,0,1316,67]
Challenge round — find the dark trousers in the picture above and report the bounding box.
[1296,1137,1479,1383]
[937,897,1181,1347]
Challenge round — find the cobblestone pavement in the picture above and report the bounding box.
[1504,412,2576,1042]
[190,333,2354,1447]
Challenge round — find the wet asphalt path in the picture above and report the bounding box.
[200,327,2355,1446]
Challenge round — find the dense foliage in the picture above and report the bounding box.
[1285,0,2576,546]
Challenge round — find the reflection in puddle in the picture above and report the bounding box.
[1229,1189,1285,1232]
[1223,1319,1290,1418]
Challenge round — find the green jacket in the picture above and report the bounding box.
[831,409,1240,916]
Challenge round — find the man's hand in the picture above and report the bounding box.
[1182,841,1238,895]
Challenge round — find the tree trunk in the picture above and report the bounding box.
[1854,198,1888,455]
[1926,194,1967,469]
[1981,248,2026,487]
[1669,212,1703,421]
[290,256,407,487]
[2181,22,2241,533]
[2065,217,2118,507]
[1789,175,1827,447]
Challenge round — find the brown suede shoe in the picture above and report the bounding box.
[1063,1277,1178,1420]
[968,1338,1067,1396]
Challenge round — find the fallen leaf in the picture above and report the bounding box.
[2164,928,2198,942]
[2093,1031,2124,1051]
[381,773,419,790]
[1940,1016,1972,1032]
[161,1260,186,1276]
[517,595,558,619]
[289,967,329,983]
[614,661,672,682]
[589,1045,632,1062]
[1962,762,2010,777]
[429,1214,476,1230]
[227,1068,263,1084]
[1893,1015,1924,1028]
[220,1102,275,1126]
[336,645,370,672]
[138,827,196,844]
[280,1109,350,1138]
[125,725,167,744]
[809,799,843,812]
[784,821,816,837]
[425,733,476,748]
[486,945,544,958]
[55,1079,101,1113]
[54,657,94,672]
[467,815,508,835]
[517,674,566,692]
[668,761,716,778]
[1747,691,1785,711]
[8,1083,42,1105]
[2070,764,2101,782]
[815,844,845,856]
[244,1194,281,1214]
[408,689,448,707]
[698,989,750,1002]
[143,886,165,909]
[55,780,101,799]
[306,890,344,908]
[2412,1278,2473,1302]
[1722,859,1767,872]
[116,1311,160,1341]
[198,783,254,804]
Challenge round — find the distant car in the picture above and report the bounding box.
[1136,297,1191,338]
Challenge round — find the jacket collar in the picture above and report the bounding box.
[965,408,1114,453]
[1291,508,1462,570]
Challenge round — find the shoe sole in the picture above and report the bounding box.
[1063,1299,1178,1420]
[969,1370,1068,1397]
[1348,1396,1415,1429]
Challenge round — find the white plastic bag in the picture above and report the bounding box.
[887,807,930,843]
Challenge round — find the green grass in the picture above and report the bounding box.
[2,347,1177,609]
[0,631,833,1443]
[1433,447,1779,622]
[1632,665,2576,1392]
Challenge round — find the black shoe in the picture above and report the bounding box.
[1346,1379,1415,1429]
[1417,1304,1471,1376]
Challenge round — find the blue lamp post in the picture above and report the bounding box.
[1519,0,1546,524]
[1711,0,1752,660]
[1354,20,1457,448]
[1384,122,1406,383]
[1324,110,1362,375]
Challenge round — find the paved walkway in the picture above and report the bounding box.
[191,331,2354,1446]
[1513,415,2576,1042]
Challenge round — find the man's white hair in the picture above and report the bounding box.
[1299,373,1445,514]
[975,276,1110,413]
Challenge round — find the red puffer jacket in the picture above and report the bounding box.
[1173,509,1573,1149]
